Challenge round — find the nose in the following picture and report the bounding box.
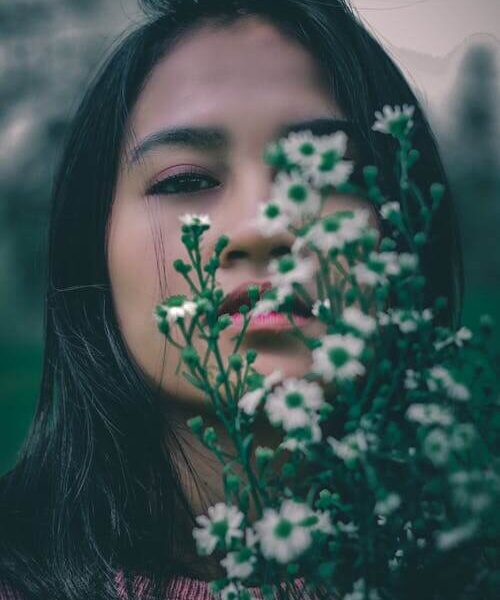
[216,161,296,273]
[218,226,294,270]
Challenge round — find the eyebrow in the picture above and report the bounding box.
[127,117,357,167]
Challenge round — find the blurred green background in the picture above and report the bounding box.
[1,1,499,476]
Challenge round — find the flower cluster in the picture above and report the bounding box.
[154,105,499,600]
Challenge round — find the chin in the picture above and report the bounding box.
[252,350,312,380]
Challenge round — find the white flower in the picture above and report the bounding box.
[388,549,404,572]
[311,334,366,382]
[450,423,477,450]
[344,578,380,600]
[427,366,470,401]
[238,369,284,416]
[404,369,419,390]
[220,547,257,580]
[328,430,368,462]
[372,104,415,137]
[337,521,359,537]
[270,171,321,221]
[179,213,211,227]
[338,210,370,244]
[352,250,407,288]
[352,263,383,287]
[406,403,454,427]
[281,130,321,169]
[279,417,322,453]
[436,520,479,551]
[374,493,401,516]
[455,326,473,345]
[422,428,451,466]
[192,503,244,556]
[250,284,293,317]
[380,201,401,220]
[342,306,376,337]
[218,582,240,600]
[268,254,316,288]
[399,252,419,272]
[307,159,354,188]
[155,295,198,324]
[265,378,325,431]
[435,326,473,351]
[295,210,370,255]
[254,499,313,563]
[376,251,402,276]
[238,388,266,416]
[379,308,433,334]
[310,510,336,536]
[314,130,349,156]
[311,298,331,318]
[254,201,291,237]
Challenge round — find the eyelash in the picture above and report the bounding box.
[147,170,220,196]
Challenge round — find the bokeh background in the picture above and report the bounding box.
[1,0,499,475]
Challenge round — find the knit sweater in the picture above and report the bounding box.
[0,572,316,599]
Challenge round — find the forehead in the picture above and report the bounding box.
[129,16,340,141]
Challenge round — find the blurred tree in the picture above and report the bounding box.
[444,44,500,288]
[0,0,137,344]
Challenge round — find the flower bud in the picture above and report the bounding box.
[430,182,445,205]
[414,232,427,247]
[217,314,233,330]
[228,354,243,371]
[247,284,260,307]
[480,314,494,335]
[319,403,334,421]
[182,346,199,367]
[363,165,378,185]
[380,237,397,252]
[215,234,230,255]
[246,349,257,364]
[256,446,274,468]
[187,415,204,434]
[203,427,217,446]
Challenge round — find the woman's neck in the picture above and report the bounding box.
[164,401,286,579]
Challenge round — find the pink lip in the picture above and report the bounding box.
[227,311,314,332]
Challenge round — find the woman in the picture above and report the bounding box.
[0,0,463,598]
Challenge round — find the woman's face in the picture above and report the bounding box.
[108,16,377,414]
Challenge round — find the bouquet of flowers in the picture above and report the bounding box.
[154,106,500,600]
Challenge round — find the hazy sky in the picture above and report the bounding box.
[350,0,500,121]
[353,0,499,56]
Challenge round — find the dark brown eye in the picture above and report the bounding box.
[147,172,220,196]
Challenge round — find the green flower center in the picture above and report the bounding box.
[323,215,341,233]
[285,392,304,409]
[237,547,253,563]
[319,150,339,171]
[278,255,296,274]
[265,203,281,219]
[389,117,410,138]
[168,295,187,307]
[300,142,315,156]
[211,519,229,539]
[274,519,293,539]
[328,347,350,367]
[288,184,308,204]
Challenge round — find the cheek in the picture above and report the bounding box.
[106,200,186,373]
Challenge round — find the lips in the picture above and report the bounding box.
[217,280,312,318]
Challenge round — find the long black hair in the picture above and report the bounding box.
[0,1,463,598]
